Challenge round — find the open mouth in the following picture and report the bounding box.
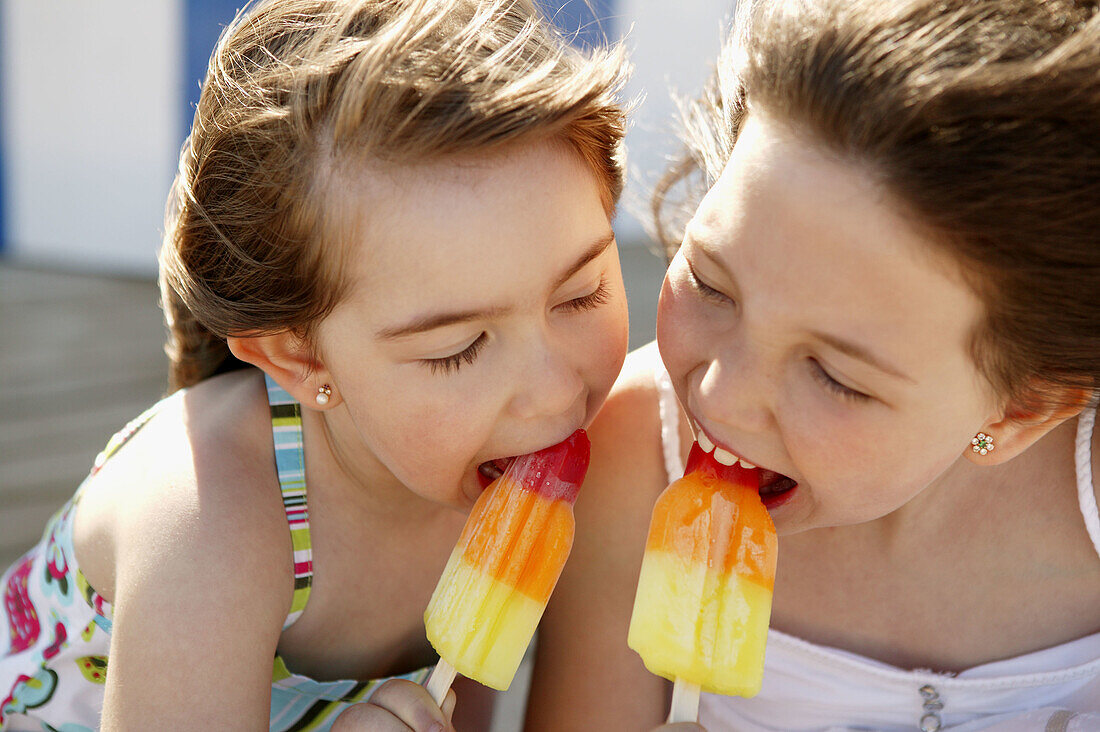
[476,457,515,489]
[696,427,798,509]
[756,469,798,506]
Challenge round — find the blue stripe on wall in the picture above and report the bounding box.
[183,0,245,143]
[539,0,618,48]
[0,2,7,254]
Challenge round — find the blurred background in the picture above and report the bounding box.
[0,0,733,725]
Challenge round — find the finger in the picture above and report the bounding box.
[440,688,456,723]
[369,678,453,731]
[329,702,413,732]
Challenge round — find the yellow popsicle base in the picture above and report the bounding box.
[425,551,545,690]
[628,549,772,697]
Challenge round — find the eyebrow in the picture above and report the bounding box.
[376,232,616,340]
[810,330,915,383]
[552,232,616,289]
[695,240,735,279]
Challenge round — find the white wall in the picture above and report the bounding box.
[1,0,181,274]
[615,0,735,247]
[0,0,734,274]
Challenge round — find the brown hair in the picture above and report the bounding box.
[161,0,628,391]
[654,0,1100,408]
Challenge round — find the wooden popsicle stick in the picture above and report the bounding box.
[667,679,701,723]
[424,659,458,705]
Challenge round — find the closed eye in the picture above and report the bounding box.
[687,263,733,305]
[809,358,870,402]
[424,333,488,375]
[556,276,610,313]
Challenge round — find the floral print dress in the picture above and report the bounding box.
[1,376,432,731]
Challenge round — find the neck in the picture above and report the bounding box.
[865,416,1081,551]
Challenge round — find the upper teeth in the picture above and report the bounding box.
[714,447,737,466]
[695,424,758,470]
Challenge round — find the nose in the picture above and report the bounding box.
[508,338,586,424]
[695,338,774,436]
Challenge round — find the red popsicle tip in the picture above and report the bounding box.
[683,441,753,484]
[505,429,590,504]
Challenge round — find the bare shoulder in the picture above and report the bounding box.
[525,342,671,731]
[71,370,299,722]
[73,369,293,627]
[569,341,672,562]
[581,341,670,534]
[605,339,666,414]
[588,341,667,468]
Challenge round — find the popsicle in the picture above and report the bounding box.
[423,429,590,701]
[628,440,778,721]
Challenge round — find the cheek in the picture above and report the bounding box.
[579,283,630,392]
[656,273,702,381]
[345,372,487,458]
[402,385,504,458]
[787,406,962,520]
[599,303,630,372]
[361,399,486,494]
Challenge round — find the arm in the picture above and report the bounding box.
[525,347,674,731]
[97,464,294,729]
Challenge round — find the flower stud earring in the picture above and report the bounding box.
[971,432,994,455]
[315,384,332,406]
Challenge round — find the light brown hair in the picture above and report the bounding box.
[161,0,628,391]
[654,0,1100,407]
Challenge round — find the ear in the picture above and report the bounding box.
[967,386,1092,465]
[227,331,340,409]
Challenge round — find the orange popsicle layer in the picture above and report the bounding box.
[644,467,776,590]
[628,442,778,697]
[457,476,575,602]
[424,430,589,690]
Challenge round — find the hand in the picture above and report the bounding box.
[651,724,706,732]
[330,679,457,731]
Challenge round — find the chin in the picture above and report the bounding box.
[767,494,826,537]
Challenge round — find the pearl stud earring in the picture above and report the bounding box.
[316,384,332,406]
[971,432,994,455]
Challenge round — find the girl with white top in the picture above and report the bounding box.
[526,0,1100,729]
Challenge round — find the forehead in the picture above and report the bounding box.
[328,140,610,312]
[693,113,983,367]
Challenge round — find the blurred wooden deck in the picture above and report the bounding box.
[0,265,168,567]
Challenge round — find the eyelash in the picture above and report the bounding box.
[423,279,609,376]
[425,333,488,375]
[557,277,611,313]
[684,257,871,403]
[687,264,733,304]
[809,359,870,402]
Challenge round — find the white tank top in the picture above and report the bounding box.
[653,360,1100,731]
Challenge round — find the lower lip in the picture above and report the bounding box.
[761,485,797,510]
